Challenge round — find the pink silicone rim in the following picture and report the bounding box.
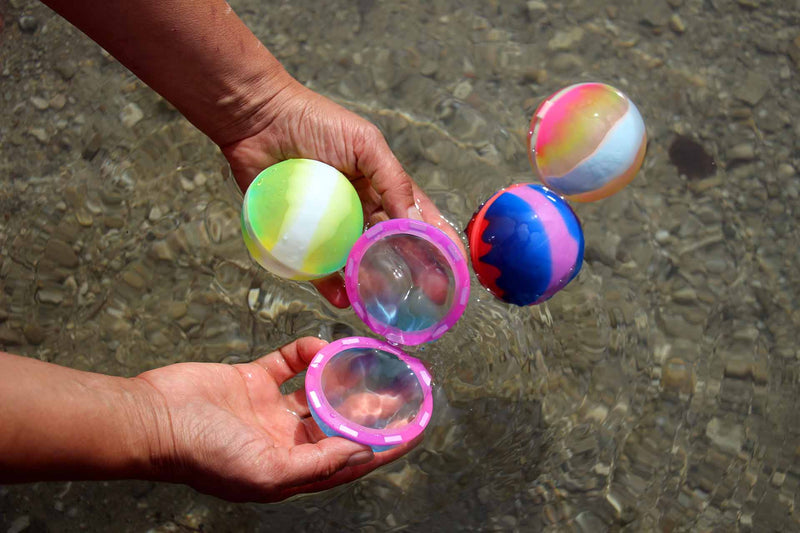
[344,218,470,345]
[305,337,434,447]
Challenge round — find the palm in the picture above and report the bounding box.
[135,337,417,502]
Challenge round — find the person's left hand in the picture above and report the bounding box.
[220,79,465,308]
[134,337,420,503]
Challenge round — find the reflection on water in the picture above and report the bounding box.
[1,0,800,531]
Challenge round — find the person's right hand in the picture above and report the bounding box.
[134,337,420,503]
[219,77,465,307]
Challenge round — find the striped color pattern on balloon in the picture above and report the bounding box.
[242,159,363,280]
[528,83,646,202]
[467,184,584,306]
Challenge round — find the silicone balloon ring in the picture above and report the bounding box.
[344,219,470,346]
[305,337,434,451]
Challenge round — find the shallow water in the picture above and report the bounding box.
[1,0,799,531]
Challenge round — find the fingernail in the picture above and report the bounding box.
[407,206,423,221]
[346,450,374,467]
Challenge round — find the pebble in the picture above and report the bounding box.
[724,359,752,380]
[728,143,756,161]
[669,14,686,34]
[7,515,30,533]
[550,53,583,72]
[453,80,473,99]
[18,15,37,33]
[661,358,695,393]
[777,163,795,179]
[177,505,210,530]
[705,257,729,274]
[23,323,46,345]
[38,289,65,305]
[44,238,79,268]
[193,172,208,187]
[75,209,94,227]
[30,96,49,110]
[28,128,48,143]
[180,176,196,191]
[148,240,175,261]
[655,229,671,244]
[120,102,144,128]
[734,73,770,105]
[420,59,438,76]
[527,0,547,13]
[637,0,672,28]
[164,302,188,320]
[672,287,697,304]
[584,227,621,267]
[50,94,67,110]
[121,270,146,290]
[705,417,744,454]
[103,215,125,229]
[548,27,584,51]
[55,60,78,81]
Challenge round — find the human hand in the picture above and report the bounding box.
[219,78,464,307]
[134,337,420,503]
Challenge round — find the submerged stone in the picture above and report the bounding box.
[668,135,716,180]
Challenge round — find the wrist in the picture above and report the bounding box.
[206,61,298,148]
[125,375,179,483]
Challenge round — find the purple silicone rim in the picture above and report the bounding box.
[305,337,434,448]
[344,218,470,345]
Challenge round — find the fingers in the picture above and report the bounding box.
[279,434,424,501]
[281,437,375,489]
[248,337,328,386]
[310,273,350,309]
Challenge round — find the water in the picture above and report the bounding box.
[1,0,799,531]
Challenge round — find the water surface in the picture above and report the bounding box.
[1,0,799,531]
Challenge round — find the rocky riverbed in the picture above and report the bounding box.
[1,0,799,531]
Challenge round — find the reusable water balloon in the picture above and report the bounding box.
[241,159,363,280]
[344,219,470,346]
[305,337,434,451]
[466,183,584,306]
[528,82,647,202]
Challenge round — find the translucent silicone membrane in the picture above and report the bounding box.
[359,234,455,333]
[321,347,424,430]
[345,219,470,345]
[305,337,434,450]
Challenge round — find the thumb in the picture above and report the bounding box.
[284,438,374,487]
[356,130,421,221]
